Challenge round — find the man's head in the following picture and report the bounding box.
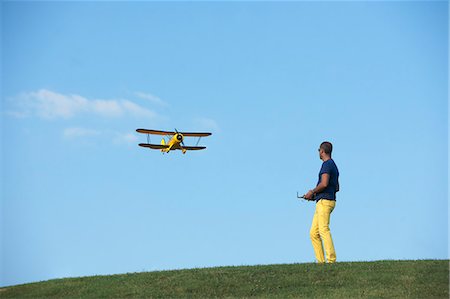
[318,141,333,160]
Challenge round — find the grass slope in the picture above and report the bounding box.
[1,260,448,298]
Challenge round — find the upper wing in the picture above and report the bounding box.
[136,129,175,135]
[136,129,211,137]
[179,132,212,137]
[182,146,207,150]
[139,143,169,149]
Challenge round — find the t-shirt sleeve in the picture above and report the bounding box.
[321,161,333,175]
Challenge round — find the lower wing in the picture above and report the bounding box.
[182,146,206,150]
[139,143,169,149]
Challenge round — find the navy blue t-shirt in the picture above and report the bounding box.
[315,159,339,201]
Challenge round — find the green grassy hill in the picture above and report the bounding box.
[1,260,448,298]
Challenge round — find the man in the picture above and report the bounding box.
[304,141,340,263]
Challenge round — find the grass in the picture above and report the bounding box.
[1,260,448,298]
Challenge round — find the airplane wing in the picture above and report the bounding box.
[136,129,211,137]
[182,146,207,150]
[139,143,170,149]
[136,129,175,135]
[179,132,212,137]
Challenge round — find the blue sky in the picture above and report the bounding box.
[1,1,448,287]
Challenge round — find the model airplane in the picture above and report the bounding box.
[136,128,211,154]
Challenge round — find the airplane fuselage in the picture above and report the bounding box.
[162,133,186,154]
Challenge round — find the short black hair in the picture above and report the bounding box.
[320,141,333,155]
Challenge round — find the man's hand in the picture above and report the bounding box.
[304,190,315,200]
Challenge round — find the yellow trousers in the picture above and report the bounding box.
[310,199,336,263]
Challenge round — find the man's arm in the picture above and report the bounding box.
[305,173,329,199]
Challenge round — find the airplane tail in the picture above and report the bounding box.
[160,138,166,153]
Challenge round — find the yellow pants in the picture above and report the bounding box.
[310,199,336,263]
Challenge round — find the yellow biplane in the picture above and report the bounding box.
[136,128,212,154]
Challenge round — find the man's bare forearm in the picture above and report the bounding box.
[311,183,327,194]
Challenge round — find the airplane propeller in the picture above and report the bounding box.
[174,128,185,146]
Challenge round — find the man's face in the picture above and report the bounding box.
[318,148,323,160]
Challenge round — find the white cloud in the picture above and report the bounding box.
[91,99,123,117]
[9,89,158,120]
[6,110,29,118]
[113,132,139,145]
[135,91,168,107]
[63,128,139,146]
[63,127,101,138]
[121,100,157,119]
[194,117,219,132]
[13,89,88,119]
